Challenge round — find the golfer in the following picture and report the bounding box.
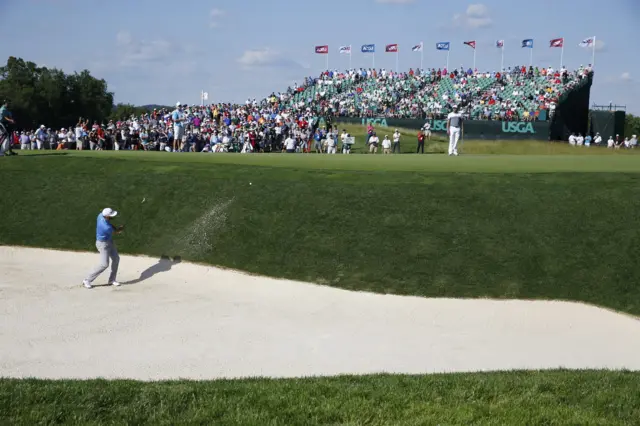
[82,208,124,289]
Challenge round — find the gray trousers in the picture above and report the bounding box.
[86,240,119,284]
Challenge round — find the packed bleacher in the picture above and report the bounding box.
[1,64,594,154]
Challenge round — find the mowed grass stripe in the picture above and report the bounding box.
[1,156,640,315]
[19,146,640,173]
[1,372,640,424]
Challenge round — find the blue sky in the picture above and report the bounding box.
[1,0,638,112]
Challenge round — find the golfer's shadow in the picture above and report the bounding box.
[124,255,182,285]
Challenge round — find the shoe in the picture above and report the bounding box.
[454,152,459,156]
[83,280,93,289]
[110,281,121,287]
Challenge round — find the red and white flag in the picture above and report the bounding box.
[550,38,564,48]
[464,41,476,49]
[385,44,398,53]
[496,40,504,48]
[315,45,329,54]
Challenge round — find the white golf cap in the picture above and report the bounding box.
[176,101,181,107]
[102,208,118,218]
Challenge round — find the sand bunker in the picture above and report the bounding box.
[1,246,639,381]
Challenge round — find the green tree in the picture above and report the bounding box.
[625,113,640,138]
[0,56,114,130]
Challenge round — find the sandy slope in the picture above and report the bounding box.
[1,246,639,381]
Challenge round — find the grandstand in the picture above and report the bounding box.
[287,65,593,139]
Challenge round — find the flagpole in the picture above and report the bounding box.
[421,43,424,70]
[560,43,564,69]
[373,52,375,69]
[592,36,596,67]
[446,49,450,70]
[326,51,329,71]
[473,48,476,71]
[396,50,399,73]
[349,47,352,70]
[529,47,533,67]
[501,45,504,71]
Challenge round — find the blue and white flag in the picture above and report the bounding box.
[361,44,375,53]
[436,42,450,51]
[522,39,534,48]
[339,45,352,54]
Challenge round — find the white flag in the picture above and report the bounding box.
[339,45,351,54]
[579,37,595,48]
[202,92,209,101]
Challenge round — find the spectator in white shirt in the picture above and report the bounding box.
[392,130,401,153]
[368,133,379,154]
[593,133,602,145]
[607,136,614,148]
[382,135,392,154]
[285,136,296,153]
[326,132,337,154]
[568,133,576,145]
[576,134,584,146]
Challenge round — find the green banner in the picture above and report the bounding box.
[328,117,550,141]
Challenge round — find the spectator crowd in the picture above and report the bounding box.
[1,64,599,155]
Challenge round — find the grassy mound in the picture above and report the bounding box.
[1,153,640,315]
[2,371,639,424]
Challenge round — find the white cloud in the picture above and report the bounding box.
[114,30,173,66]
[237,48,304,69]
[621,72,631,82]
[375,0,415,3]
[453,3,492,29]
[209,8,225,28]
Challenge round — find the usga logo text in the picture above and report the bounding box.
[502,122,535,134]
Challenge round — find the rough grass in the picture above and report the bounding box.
[1,154,640,315]
[2,371,640,425]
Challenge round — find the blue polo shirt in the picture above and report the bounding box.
[96,214,115,242]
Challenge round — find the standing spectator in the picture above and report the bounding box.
[326,131,337,154]
[313,129,323,153]
[382,135,392,154]
[416,130,425,154]
[20,131,30,150]
[284,135,296,153]
[593,133,602,146]
[172,103,185,152]
[34,125,46,150]
[422,121,432,141]
[75,120,85,150]
[392,129,401,153]
[368,132,379,154]
[607,136,614,148]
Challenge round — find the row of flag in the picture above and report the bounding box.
[316,37,596,54]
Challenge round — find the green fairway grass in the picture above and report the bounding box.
[2,371,640,424]
[3,152,640,424]
[2,153,640,315]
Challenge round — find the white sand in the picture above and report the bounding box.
[1,246,639,381]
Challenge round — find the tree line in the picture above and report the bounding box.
[0,56,170,131]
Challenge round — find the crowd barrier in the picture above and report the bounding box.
[325,117,551,141]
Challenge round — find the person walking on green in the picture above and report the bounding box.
[0,99,17,156]
[82,208,124,289]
